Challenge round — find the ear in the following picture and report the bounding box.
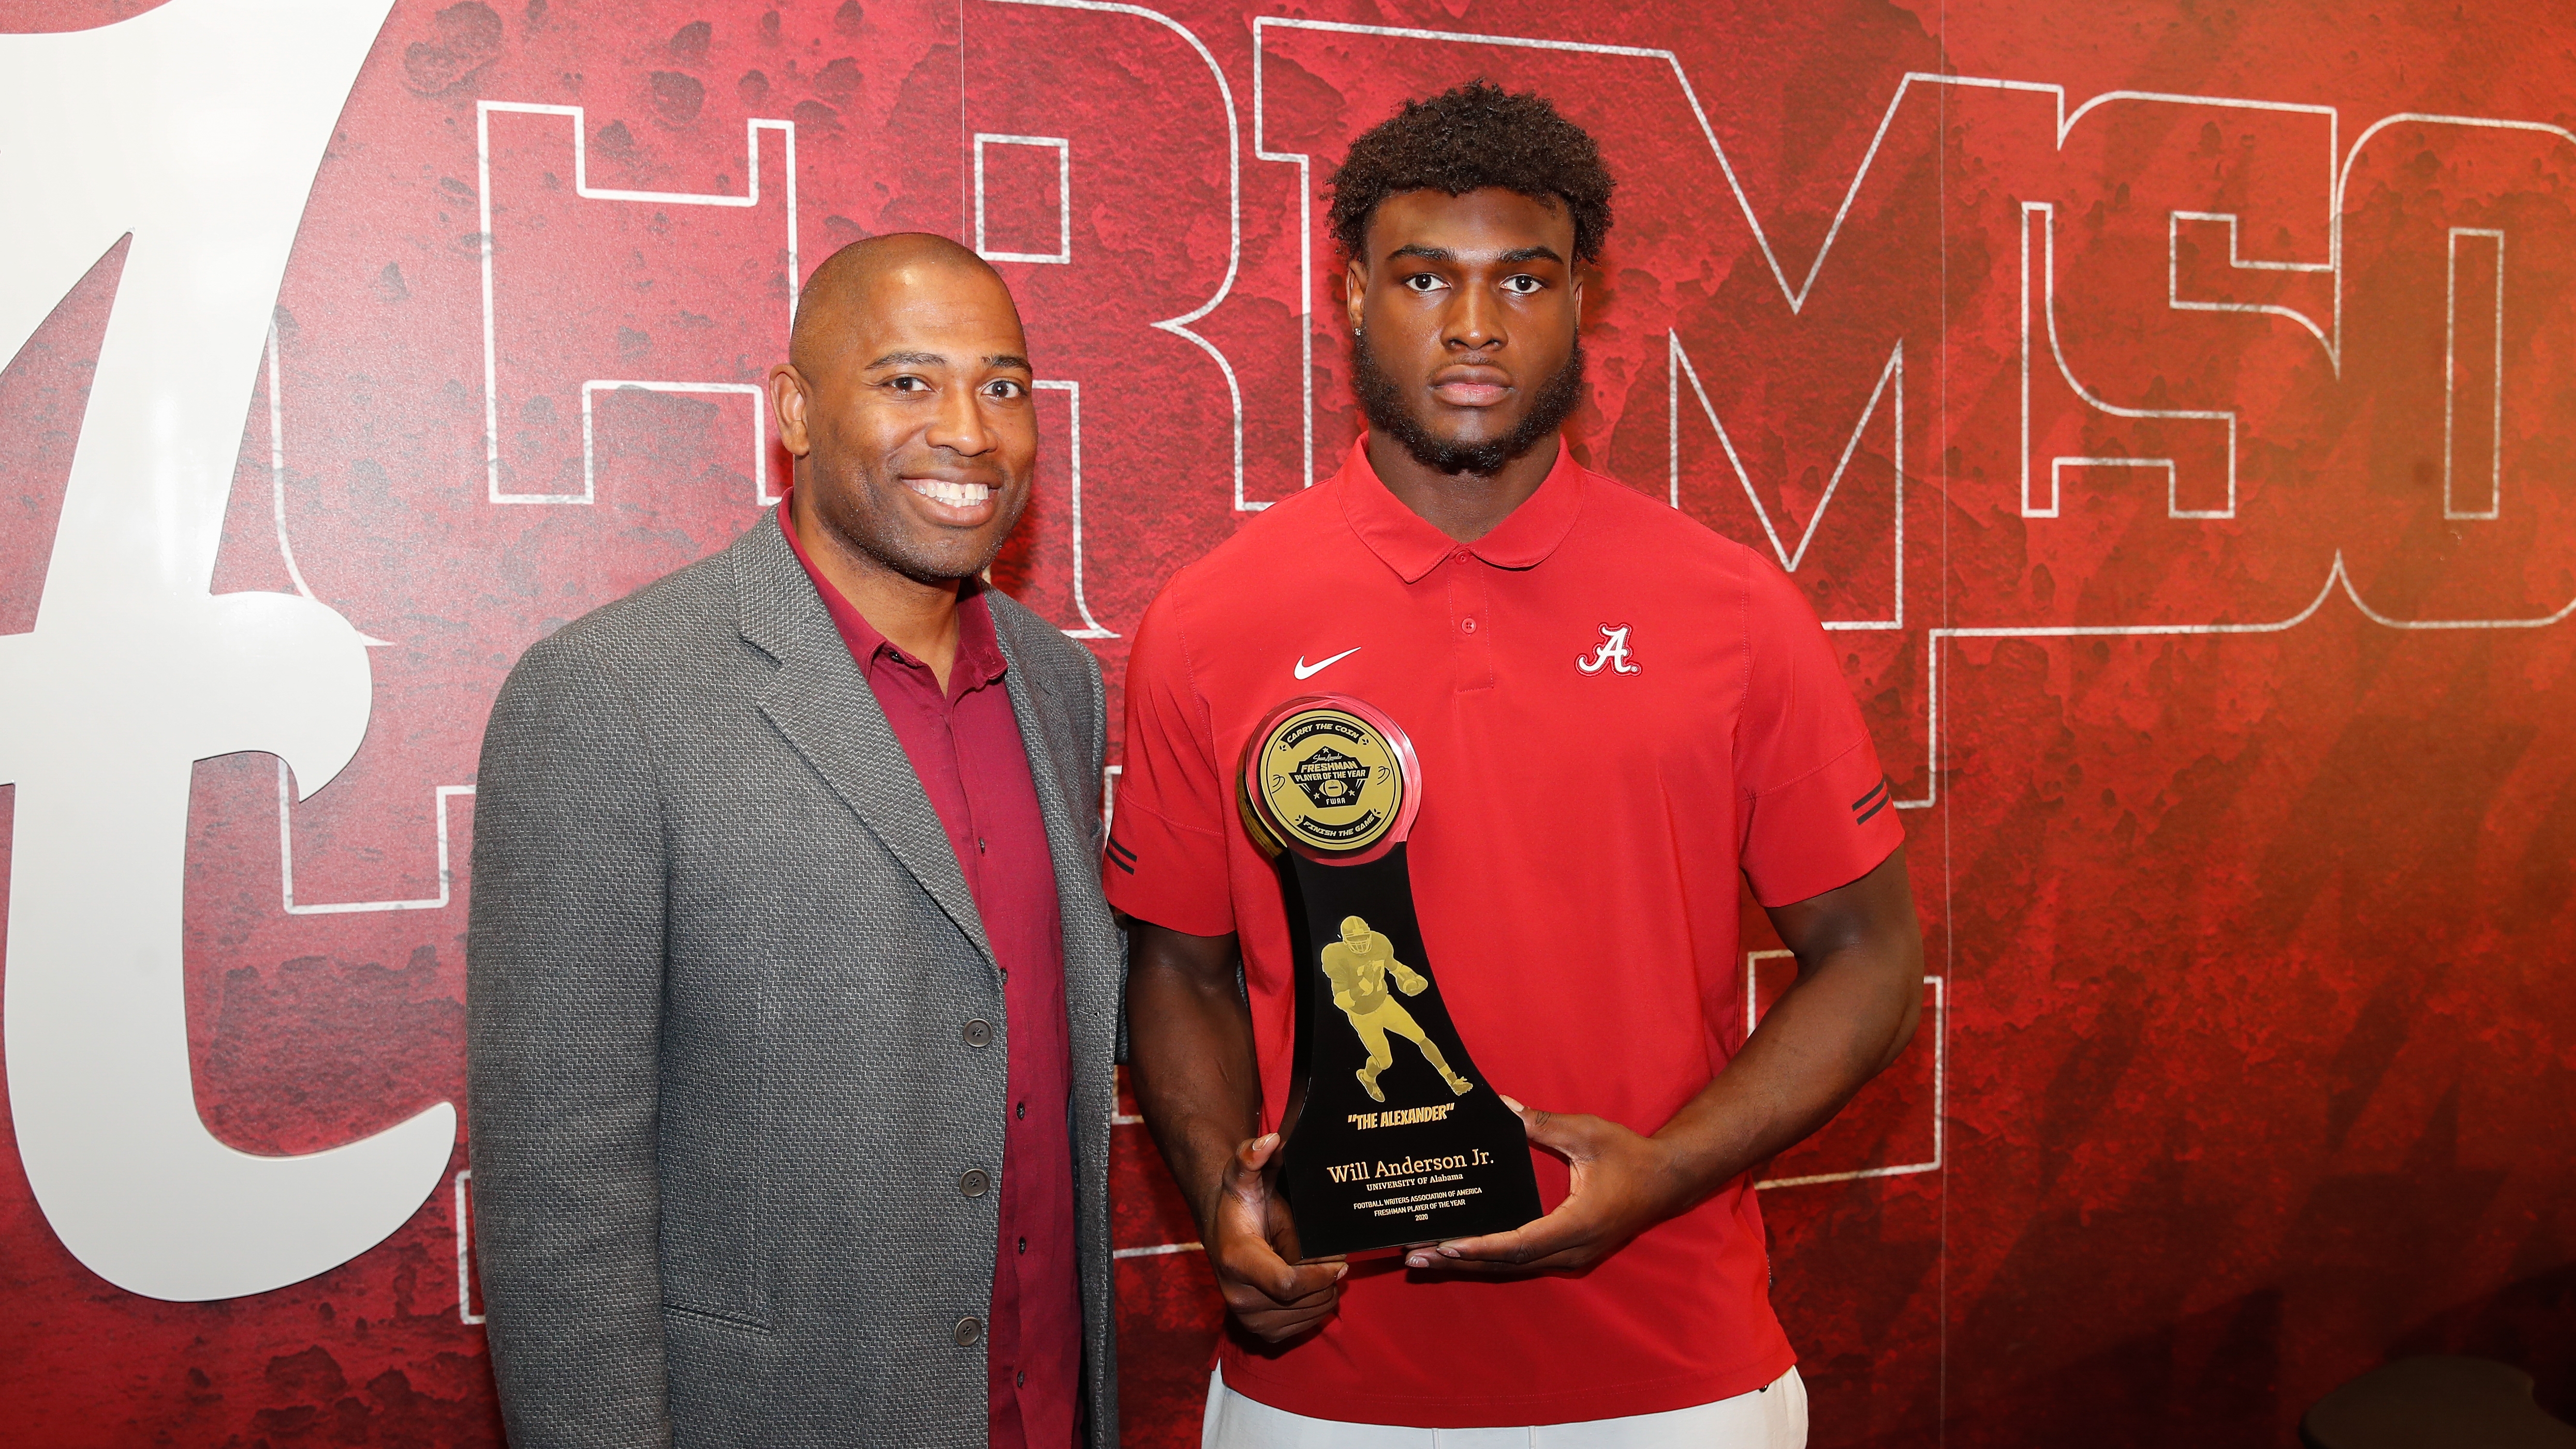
[1570,265,1585,327]
[769,362,813,458]
[1344,255,1368,335]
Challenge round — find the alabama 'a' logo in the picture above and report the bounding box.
[1576,623,1641,676]
[0,0,446,1305]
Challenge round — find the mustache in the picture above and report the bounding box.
[1351,334,1585,478]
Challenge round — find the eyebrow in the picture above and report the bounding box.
[862,350,1036,371]
[1383,243,1566,266]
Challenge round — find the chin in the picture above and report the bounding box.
[911,548,1003,587]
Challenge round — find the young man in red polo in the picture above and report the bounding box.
[1111,83,1926,1447]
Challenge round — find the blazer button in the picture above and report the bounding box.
[953,1316,983,1346]
[959,1169,991,1197]
[963,1020,993,1048]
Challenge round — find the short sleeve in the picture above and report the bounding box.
[1734,561,1905,907]
[1103,582,1237,936]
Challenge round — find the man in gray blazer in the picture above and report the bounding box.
[468,233,1120,1449]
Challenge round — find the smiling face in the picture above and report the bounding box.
[1344,187,1584,477]
[770,245,1037,585]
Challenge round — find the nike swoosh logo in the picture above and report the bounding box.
[1293,646,1362,680]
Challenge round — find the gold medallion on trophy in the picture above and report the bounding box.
[1240,698,1423,865]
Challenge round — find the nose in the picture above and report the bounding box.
[924,380,998,457]
[1444,282,1505,354]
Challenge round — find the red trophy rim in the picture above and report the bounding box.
[1238,694,1423,867]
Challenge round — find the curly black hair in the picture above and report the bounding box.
[1327,80,1616,263]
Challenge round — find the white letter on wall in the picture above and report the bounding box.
[0,0,449,1302]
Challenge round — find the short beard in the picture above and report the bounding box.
[1351,331,1584,478]
[806,465,1028,589]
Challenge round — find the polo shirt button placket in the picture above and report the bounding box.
[1449,549,1496,692]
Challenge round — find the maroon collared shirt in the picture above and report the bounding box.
[778,500,1081,1449]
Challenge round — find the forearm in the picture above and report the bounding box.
[467,1043,670,1448]
[1653,850,1925,1205]
[1123,925,1264,1234]
[1651,944,1920,1195]
[1420,855,1924,1276]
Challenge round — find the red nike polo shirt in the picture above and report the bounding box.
[1105,438,1903,1428]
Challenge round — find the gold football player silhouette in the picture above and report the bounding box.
[1319,915,1473,1103]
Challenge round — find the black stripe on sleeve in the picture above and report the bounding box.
[1853,778,1895,826]
[1851,776,1891,817]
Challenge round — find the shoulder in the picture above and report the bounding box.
[499,536,745,707]
[1130,482,1345,670]
[1574,466,1772,571]
[1568,465,1811,617]
[1156,484,1342,612]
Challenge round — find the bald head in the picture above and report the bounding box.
[766,231,1039,594]
[790,232,1022,376]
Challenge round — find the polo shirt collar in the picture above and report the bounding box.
[1336,434,1587,584]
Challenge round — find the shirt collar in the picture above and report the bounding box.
[775,493,1009,696]
[1335,434,1589,584]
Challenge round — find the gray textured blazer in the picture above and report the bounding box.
[467,515,1121,1449]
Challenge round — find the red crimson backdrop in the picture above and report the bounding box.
[3,1,2573,1445]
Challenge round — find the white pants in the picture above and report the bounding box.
[1200,1365,1807,1449]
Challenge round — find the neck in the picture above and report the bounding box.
[789,489,967,692]
[1362,431,1561,543]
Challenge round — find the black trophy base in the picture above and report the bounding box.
[1272,845,1543,1259]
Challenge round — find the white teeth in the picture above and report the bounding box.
[908,479,994,509]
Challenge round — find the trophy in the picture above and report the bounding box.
[1238,696,1543,1258]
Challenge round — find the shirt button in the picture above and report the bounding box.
[1461,618,1477,634]
[959,1169,990,1197]
[1018,1236,1028,1254]
[1015,1102,1026,1120]
[962,1019,992,1048]
[953,1316,983,1346]
[978,837,989,853]
[1017,1370,1028,1388]
[1452,547,1471,562]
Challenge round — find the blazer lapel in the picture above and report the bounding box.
[730,517,996,971]
[991,615,1091,907]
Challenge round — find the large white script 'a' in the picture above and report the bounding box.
[0,0,448,1301]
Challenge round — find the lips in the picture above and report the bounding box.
[905,477,996,515]
[1429,365,1512,407]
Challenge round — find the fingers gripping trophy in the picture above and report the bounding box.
[1238,697,1541,1258]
